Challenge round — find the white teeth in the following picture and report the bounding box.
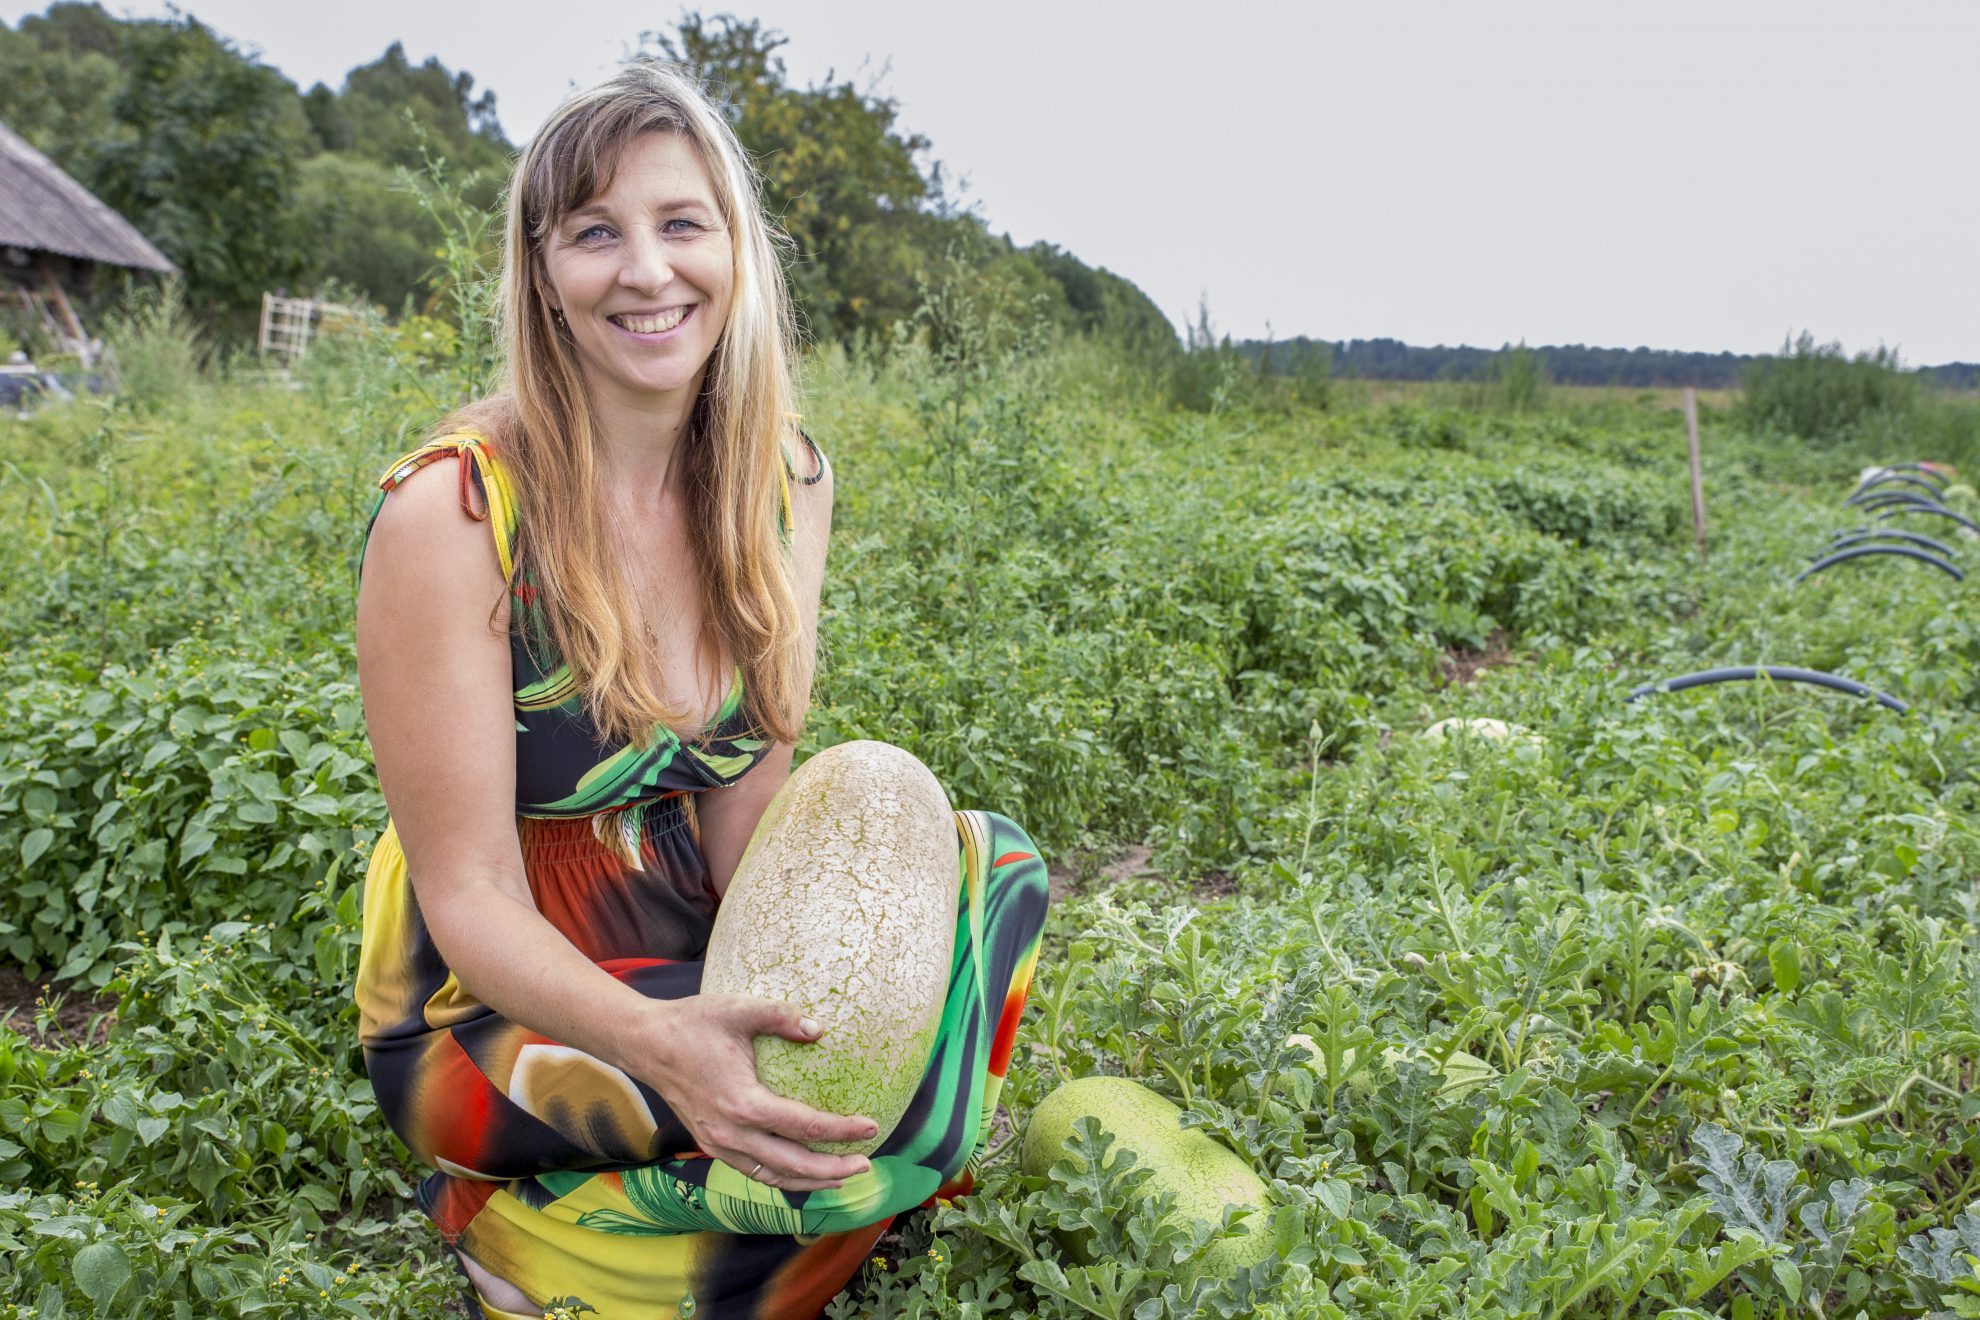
[613,307,688,334]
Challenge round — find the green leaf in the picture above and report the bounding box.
[1771,1256,1802,1301]
[72,1240,132,1309]
[21,828,54,867]
[1767,937,1801,995]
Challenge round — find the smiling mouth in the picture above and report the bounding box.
[609,307,692,335]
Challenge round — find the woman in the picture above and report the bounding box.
[353,61,1049,1319]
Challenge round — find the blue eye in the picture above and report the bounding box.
[661,218,703,236]
[573,224,613,244]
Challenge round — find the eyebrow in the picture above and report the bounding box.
[567,198,716,221]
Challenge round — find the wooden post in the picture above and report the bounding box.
[1684,387,1706,561]
[39,266,93,370]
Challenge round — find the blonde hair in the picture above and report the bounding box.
[450,59,810,748]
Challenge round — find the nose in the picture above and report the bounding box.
[617,226,673,293]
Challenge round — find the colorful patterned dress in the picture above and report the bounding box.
[353,433,1050,1319]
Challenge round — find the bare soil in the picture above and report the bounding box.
[0,963,117,1047]
[1047,842,1158,903]
[1439,628,1514,686]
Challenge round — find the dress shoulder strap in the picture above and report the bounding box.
[775,419,827,544]
[356,430,521,583]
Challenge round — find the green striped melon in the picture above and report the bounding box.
[1020,1077,1275,1276]
[700,740,957,1154]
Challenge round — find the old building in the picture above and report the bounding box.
[0,119,175,370]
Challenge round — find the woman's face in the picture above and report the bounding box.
[540,130,734,418]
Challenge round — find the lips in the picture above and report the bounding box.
[608,306,691,335]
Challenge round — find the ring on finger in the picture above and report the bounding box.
[748,1160,765,1180]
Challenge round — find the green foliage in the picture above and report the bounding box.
[0,4,122,167]
[0,641,376,981]
[1169,297,1254,413]
[293,154,437,316]
[1743,331,1920,443]
[1492,341,1550,413]
[85,14,312,326]
[4,252,1980,1314]
[330,40,511,177]
[102,277,207,411]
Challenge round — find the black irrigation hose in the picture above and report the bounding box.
[1823,528,1959,558]
[1856,491,1946,515]
[1857,462,1951,490]
[1626,666,1909,713]
[1847,475,1947,504]
[1795,545,1964,583]
[1875,503,1980,535]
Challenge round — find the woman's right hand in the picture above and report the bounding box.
[630,994,879,1193]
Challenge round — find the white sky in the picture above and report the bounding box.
[9,0,1975,362]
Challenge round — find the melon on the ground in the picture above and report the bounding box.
[1020,1076,1275,1276]
[700,740,957,1155]
[1422,717,1543,750]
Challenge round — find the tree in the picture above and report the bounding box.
[335,41,511,177]
[0,5,122,167]
[86,13,312,324]
[293,153,433,312]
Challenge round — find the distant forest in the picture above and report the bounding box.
[1237,336,1980,392]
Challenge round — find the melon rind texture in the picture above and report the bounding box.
[1020,1076,1275,1277]
[700,740,956,1155]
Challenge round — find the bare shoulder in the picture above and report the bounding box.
[363,452,506,594]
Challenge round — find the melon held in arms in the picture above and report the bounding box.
[700,740,957,1156]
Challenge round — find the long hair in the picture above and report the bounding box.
[449,59,810,748]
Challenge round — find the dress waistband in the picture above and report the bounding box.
[516,793,694,865]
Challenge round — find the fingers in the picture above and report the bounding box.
[714,1129,873,1191]
[756,1091,880,1152]
[740,997,824,1043]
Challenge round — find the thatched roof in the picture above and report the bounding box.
[0,120,174,274]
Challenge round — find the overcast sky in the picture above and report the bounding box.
[10,0,1975,362]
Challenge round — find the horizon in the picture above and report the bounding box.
[5,0,1974,363]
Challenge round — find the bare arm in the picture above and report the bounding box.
[697,444,835,892]
[357,454,866,1188]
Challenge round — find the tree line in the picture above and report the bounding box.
[0,4,1176,358]
[1233,334,1976,391]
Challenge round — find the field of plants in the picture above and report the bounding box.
[4,308,1980,1318]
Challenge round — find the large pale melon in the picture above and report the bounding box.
[1422,717,1543,751]
[700,740,957,1155]
[1021,1077,1275,1277]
